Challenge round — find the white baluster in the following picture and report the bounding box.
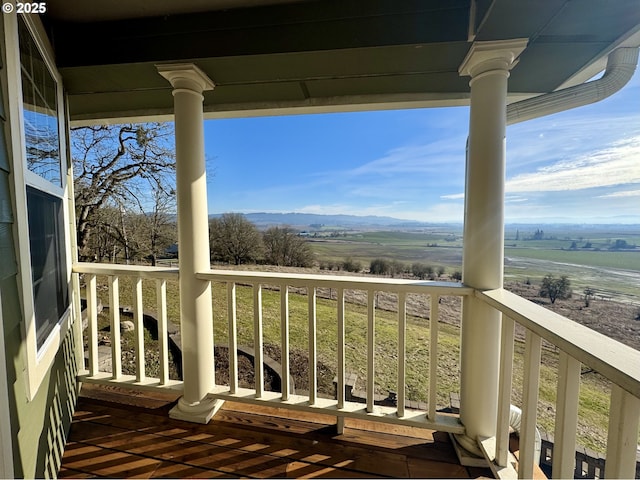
[429,295,439,422]
[367,290,375,414]
[109,275,121,379]
[254,284,263,398]
[281,284,290,401]
[397,291,407,418]
[605,385,640,479]
[156,279,169,385]
[519,330,541,478]
[553,352,580,478]
[87,274,98,376]
[133,277,145,382]
[228,282,238,394]
[337,287,345,434]
[496,316,515,467]
[308,286,317,405]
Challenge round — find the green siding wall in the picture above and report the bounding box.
[0,171,16,280]
[0,22,79,479]
[1,279,78,479]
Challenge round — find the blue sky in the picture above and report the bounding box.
[204,68,640,224]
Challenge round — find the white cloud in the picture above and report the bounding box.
[505,195,528,203]
[347,137,466,177]
[441,193,464,200]
[507,111,640,175]
[506,135,640,193]
[598,189,640,198]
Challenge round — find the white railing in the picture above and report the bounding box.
[478,288,640,479]
[197,269,469,433]
[74,262,640,479]
[74,263,182,391]
[74,262,470,434]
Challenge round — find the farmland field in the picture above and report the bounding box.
[309,230,463,268]
[504,247,640,270]
[308,225,640,302]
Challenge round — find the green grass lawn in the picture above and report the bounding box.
[209,282,461,408]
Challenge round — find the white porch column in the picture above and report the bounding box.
[456,40,528,455]
[157,64,221,424]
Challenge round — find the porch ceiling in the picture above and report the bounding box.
[41,0,640,122]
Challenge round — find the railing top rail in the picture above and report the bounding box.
[196,269,472,295]
[479,288,640,398]
[73,262,179,279]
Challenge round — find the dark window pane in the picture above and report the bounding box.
[26,186,69,348]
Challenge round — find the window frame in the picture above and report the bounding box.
[3,12,73,400]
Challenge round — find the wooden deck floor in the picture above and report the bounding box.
[59,385,494,479]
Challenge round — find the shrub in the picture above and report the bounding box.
[411,262,433,280]
[389,260,406,277]
[342,257,362,273]
[370,258,390,275]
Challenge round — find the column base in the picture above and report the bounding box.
[450,433,488,468]
[169,394,224,424]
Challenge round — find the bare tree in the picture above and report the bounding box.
[210,213,263,265]
[583,287,595,307]
[131,189,177,266]
[263,226,314,267]
[540,274,572,304]
[71,123,175,261]
[83,206,123,262]
[84,202,176,265]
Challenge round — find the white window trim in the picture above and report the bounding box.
[3,11,73,401]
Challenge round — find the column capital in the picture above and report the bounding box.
[157,63,215,93]
[459,38,528,78]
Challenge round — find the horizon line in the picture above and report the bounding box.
[207,211,640,226]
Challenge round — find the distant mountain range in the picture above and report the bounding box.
[209,212,434,229]
[208,212,640,230]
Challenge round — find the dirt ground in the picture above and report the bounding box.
[506,281,640,351]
